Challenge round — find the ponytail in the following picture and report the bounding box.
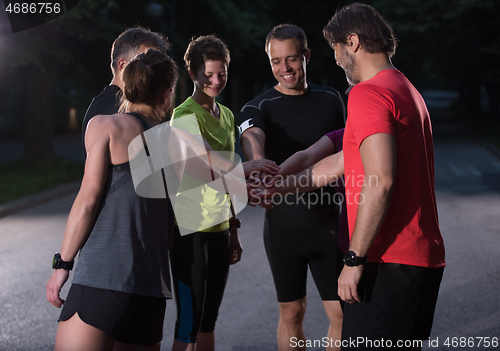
[120,49,178,112]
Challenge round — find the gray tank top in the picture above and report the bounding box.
[73,113,174,298]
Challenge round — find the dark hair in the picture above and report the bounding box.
[111,27,170,75]
[121,49,178,110]
[323,3,397,57]
[265,24,308,54]
[183,35,230,74]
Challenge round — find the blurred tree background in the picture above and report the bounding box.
[0,0,498,164]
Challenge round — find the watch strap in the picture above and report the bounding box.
[344,250,367,266]
[52,253,74,270]
[353,254,367,266]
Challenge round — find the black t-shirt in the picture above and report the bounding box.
[238,84,345,226]
[81,85,121,160]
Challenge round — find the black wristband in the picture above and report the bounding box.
[52,253,74,270]
[343,250,367,267]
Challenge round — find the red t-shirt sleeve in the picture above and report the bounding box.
[348,84,395,148]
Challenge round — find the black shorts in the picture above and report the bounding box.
[263,221,343,302]
[342,263,444,350]
[59,284,166,345]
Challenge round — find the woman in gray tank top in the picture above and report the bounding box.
[46,49,179,351]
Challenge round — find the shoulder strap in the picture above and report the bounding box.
[126,112,156,157]
[127,112,152,131]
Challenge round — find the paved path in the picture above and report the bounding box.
[424,123,500,350]
[1,101,500,350]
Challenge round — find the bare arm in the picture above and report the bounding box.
[172,127,278,177]
[240,127,272,194]
[276,150,345,194]
[167,127,247,198]
[46,117,110,307]
[60,122,110,261]
[204,138,278,177]
[278,135,337,177]
[240,127,266,161]
[247,150,345,208]
[338,133,396,304]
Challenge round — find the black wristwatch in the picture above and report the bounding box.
[229,217,241,229]
[343,250,367,267]
[52,253,74,270]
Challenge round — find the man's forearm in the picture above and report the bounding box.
[241,133,266,161]
[275,151,344,195]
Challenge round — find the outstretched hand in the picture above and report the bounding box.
[246,172,277,209]
[243,159,280,178]
[247,183,273,209]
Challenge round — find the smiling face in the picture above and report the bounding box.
[191,60,228,98]
[267,38,309,95]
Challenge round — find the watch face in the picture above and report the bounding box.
[344,250,356,267]
[343,250,367,266]
[343,251,355,266]
[52,253,60,269]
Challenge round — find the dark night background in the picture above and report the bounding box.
[0,0,499,164]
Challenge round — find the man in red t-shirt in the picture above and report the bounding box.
[321,3,446,349]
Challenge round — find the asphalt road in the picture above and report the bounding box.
[1,111,499,350]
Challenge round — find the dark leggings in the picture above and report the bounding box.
[170,225,230,343]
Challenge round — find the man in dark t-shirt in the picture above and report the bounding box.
[238,24,345,350]
[81,27,170,160]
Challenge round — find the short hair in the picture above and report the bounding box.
[121,49,178,110]
[265,24,308,55]
[183,35,230,74]
[323,3,397,57]
[111,27,170,75]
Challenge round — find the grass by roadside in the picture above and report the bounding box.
[0,159,83,204]
[451,102,500,152]
[462,119,500,155]
[474,122,500,151]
